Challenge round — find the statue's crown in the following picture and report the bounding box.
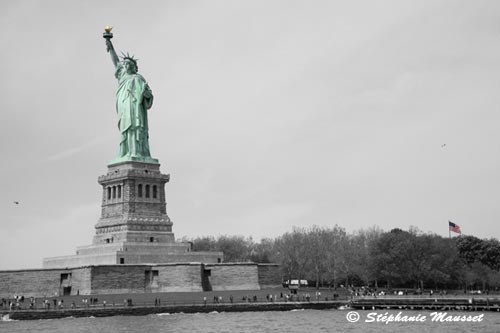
[120,52,138,66]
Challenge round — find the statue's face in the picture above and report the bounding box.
[123,60,137,74]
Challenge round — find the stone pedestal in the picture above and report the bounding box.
[93,161,173,245]
[43,161,223,268]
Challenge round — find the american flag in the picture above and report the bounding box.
[449,221,462,234]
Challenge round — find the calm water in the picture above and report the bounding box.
[2,309,499,333]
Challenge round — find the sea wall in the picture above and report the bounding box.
[71,268,92,295]
[154,264,203,292]
[90,266,147,294]
[0,262,280,296]
[2,301,344,321]
[206,263,260,291]
[0,268,70,298]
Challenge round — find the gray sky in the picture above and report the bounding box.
[1,0,500,269]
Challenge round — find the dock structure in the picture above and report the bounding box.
[351,297,500,312]
[1,301,345,321]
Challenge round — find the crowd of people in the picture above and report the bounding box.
[1,295,35,310]
[2,289,343,311]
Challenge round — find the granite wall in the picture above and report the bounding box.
[71,267,92,295]
[154,264,203,292]
[90,265,146,294]
[0,268,70,298]
[206,263,260,291]
[0,262,280,297]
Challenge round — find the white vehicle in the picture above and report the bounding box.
[283,279,308,291]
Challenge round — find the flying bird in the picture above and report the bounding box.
[441,144,446,148]
[13,201,19,205]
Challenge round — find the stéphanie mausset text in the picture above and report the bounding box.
[365,312,484,324]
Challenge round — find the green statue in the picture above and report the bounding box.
[103,27,158,164]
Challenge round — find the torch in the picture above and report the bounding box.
[103,26,113,52]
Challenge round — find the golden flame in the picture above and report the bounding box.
[104,26,113,33]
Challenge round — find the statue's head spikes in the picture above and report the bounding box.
[120,52,139,73]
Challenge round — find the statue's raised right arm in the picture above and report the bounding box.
[105,39,120,69]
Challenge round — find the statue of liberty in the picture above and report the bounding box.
[103,27,158,164]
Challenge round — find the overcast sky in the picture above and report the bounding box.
[1,0,500,269]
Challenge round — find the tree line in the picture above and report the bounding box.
[184,226,500,291]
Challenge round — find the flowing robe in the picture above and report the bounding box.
[115,64,154,158]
